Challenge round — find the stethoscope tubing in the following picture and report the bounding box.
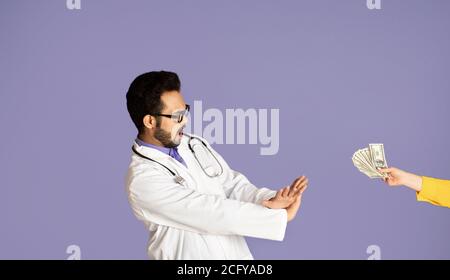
[131,134,224,184]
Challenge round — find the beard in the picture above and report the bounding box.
[154,120,183,148]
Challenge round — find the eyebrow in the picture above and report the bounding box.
[172,105,187,113]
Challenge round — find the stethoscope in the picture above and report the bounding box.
[132,134,224,185]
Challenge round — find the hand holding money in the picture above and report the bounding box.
[352,144,388,179]
[378,167,423,192]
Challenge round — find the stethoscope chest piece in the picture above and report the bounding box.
[132,134,222,186]
[174,175,185,185]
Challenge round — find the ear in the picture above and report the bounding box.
[142,115,156,130]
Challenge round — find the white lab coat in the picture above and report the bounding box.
[125,134,287,260]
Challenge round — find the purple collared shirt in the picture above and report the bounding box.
[135,138,187,167]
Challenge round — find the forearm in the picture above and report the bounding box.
[223,169,277,204]
[133,185,287,240]
[402,172,423,192]
[228,184,277,204]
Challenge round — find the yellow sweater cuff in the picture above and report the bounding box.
[416,176,450,208]
[416,176,437,202]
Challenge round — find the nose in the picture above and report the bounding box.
[181,114,189,126]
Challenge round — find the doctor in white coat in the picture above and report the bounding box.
[125,71,309,260]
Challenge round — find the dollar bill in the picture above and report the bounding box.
[369,143,388,170]
[352,144,388,179]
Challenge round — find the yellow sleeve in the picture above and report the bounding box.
[416,176,450,208]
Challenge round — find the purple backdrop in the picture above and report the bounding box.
[1,0,449,259]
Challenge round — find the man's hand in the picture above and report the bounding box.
[262,176,308,209]
[286,193,303,222]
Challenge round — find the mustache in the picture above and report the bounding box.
[172,126,186,136]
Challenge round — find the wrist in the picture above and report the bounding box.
[404,173,422,192]
[286,210,293,222]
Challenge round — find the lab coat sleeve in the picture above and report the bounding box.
[222,169,278,204]
[205,142,279,204]
[126,168,287,241]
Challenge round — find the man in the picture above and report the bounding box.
[125,70,309,260]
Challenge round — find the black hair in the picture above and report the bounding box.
[126,71,181,133]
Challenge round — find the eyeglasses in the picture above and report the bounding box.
[151,104,190,123]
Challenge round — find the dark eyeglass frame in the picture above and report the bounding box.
[150,104,190,123]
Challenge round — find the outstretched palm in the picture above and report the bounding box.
[262,176,308,209]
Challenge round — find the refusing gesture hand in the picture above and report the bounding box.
[262,176,308,209]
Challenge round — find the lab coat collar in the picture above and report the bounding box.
[132,134,190,161]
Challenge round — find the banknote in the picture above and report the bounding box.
[369,143,388,170]
[352,144,388,179]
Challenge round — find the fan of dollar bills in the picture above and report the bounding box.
[352,144,388,178]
